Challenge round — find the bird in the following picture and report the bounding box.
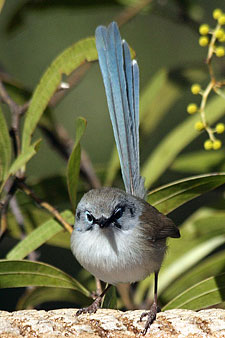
[71,21,180,335]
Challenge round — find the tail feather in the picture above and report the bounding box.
[95,22,145,198]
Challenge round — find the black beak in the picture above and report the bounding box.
[97,216,110,228]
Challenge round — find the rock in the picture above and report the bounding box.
[0,308,225,337]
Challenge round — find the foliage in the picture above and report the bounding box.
[0,1,225,314]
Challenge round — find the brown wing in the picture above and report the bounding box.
[139,200,180,242]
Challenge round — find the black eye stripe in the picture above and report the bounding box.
[112,205,125,220]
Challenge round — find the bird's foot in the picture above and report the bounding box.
[76,296,102,316]
[140,303,161,335]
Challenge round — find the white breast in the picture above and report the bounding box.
[71,226,166,284]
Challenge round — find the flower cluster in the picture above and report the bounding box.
[187,8,225,150]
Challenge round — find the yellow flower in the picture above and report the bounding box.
[213,9,223,20]
[218,15,225,25]
[199,36,209,47]
[215,47,225,57]
[215,28,225,39]
[199,24,210,35]
[187,103,198,114]
[204,139,213,150]
[195,121,204,131]
[191,84,201,95]
[216,123,225,134]
[213,140,222,150]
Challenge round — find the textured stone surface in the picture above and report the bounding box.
[0,308,225,337]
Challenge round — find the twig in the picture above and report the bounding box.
[39,122,101,189]
[49,63,91,108]
[17,179,73,234]
[0,178,17,237]
[0,81,25,158]
[9,196,39,261]
[116,0,153,27]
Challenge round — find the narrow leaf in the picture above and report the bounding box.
[163,272,225,311]
[0,260,90,297]
[0,139,41,193]
[67,117,87,209]
[171,150,225,174]
[147,172,225,214]
[6,210,74,260]
[136,207,225,304]
[104,147,119,186]
[103,285,117,309]
[140,69,181,133]
[17,287,90,310]
[9,140,41,176]
[162,251,225,303]
[22,37,97,153]
[142,95,225,187]
[0,107,11,184]
[157,235,225,296]
[0,0,5,13]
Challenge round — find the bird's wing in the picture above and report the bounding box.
[140,202,180,241]
[95,22,145,199]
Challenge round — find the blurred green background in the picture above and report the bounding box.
[0,0,225,312]
[1,0,223,181]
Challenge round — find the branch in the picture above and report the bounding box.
[0,178,17,237]
[0,81,25,158]
[116,0,153,27]
[49,63,91,108]
[9,196,39,261]
[39,122,101,189]
[17,179,73,234]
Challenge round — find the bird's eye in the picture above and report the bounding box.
[85,211,94,224]
[114,206,124,220]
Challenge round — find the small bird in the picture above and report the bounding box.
[71,21,180,335]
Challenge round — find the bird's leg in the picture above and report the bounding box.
[140,271,160,335]
[76,284,111,316]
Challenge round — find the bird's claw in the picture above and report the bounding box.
[140,303,161,335]
[76,297,102,316]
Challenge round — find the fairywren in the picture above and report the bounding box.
[71,22,180,335]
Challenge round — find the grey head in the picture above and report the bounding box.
[74,187,143,232]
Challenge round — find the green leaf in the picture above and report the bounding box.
[163,272,225,311]
[0,139,41,193]
[6,210,74,260]
[0,107,11,184]
[103,285,117,309]
[0,259,90,297]
[67,117,87,210]
[136,207,225,304]
[162,251,225,303]
[21,37,97,153]
[105,147,119,186]
[157,206,225,296]
[171,150,225,174]
[0,0,5,13]
[17,287,90,310]
[9,140,41,176]
[142,95,225,187]
[158,235,225,296]
[140,69,181,134]
[147,172,225,214]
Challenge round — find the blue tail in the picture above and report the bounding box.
[95,22,145,198]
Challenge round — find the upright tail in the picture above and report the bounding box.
[95,22,145,199]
